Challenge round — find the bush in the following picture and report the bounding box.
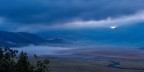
[0,47,50,72]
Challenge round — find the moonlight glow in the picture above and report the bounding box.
[110,26,117,29]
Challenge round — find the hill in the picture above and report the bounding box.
[0,30,47,47]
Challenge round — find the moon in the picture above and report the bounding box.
[110,26,117,29]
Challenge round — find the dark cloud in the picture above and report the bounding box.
[0,0,144,27]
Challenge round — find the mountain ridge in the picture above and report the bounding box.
[0,30,47,47]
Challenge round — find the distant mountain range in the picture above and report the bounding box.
[0,30,67,47]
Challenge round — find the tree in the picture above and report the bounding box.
[0,47,50,72]
[15,52,34,72]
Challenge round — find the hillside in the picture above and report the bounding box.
[0,30,47,47]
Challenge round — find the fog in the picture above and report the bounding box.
[13,45,74,56]
[12,45,138,57]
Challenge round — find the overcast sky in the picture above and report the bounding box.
[0,0,144,32]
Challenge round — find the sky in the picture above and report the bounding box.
[0,0,144,32]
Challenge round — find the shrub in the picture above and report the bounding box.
[0,47,50,72]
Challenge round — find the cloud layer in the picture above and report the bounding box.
[13,11,144,32]
[1,0,144,32]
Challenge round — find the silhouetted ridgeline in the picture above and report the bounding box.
[0,30,69,47]
[0,30,48,47]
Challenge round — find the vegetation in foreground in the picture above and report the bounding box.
[0,47,50,72]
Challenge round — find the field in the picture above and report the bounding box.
[48,57,144,72]
[48,46,144,72]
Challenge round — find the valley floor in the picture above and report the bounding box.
[48,56,144,72]
[49,46,144,72]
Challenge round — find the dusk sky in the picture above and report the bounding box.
[1,1,144,72]
[0,0,144,32]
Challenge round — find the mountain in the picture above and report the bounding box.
[47,38,68,44]
[0,30,47,47]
